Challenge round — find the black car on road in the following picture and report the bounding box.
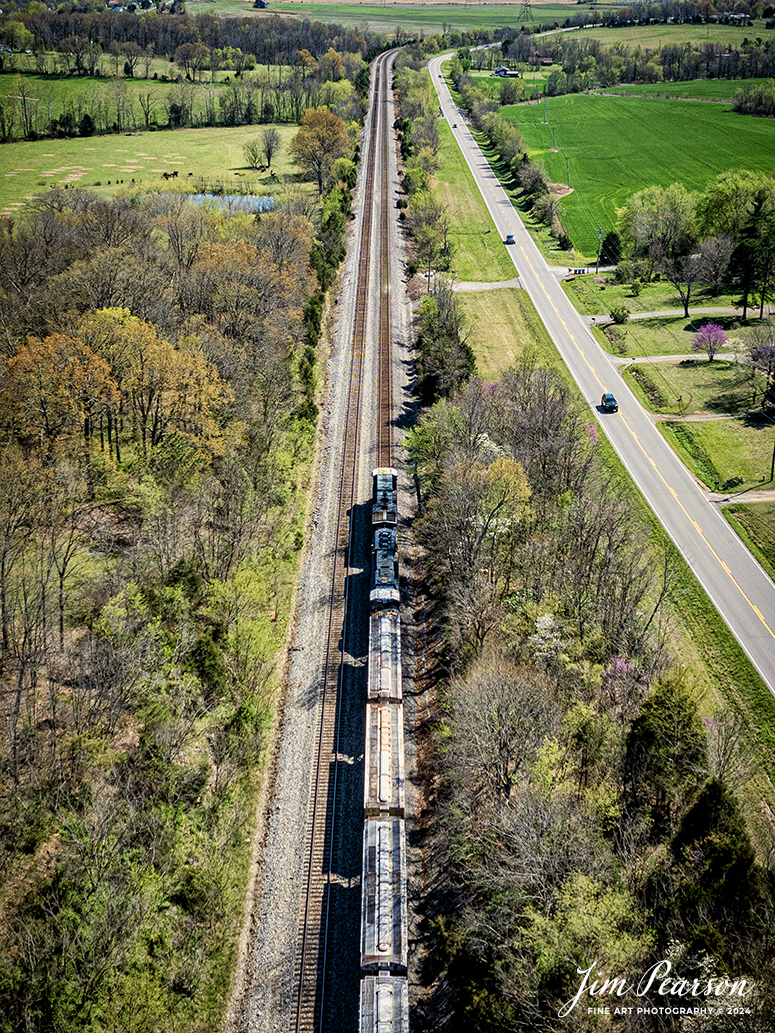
[601,393,619,412]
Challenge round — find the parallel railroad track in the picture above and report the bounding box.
[376,60,393,471]
[292,49,396,1033]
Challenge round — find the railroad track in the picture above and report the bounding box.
[376,60,393,470]
[292,49,396,1033]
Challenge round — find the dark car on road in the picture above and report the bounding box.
[504,234,515,245]
[601,393,619,412]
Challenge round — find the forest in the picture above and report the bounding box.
[408,364,775,1032]
[0,111,355,1028]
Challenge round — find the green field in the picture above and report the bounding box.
[601,77,772,100]
[580,21,768,50]
[0,124,302,211]
[434,120,517,282]
[625,357,762,416]
[459,285,563,380]
[258,1,584,32]
[660,417,775,491]
[504,94,775,257]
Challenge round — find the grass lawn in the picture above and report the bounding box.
[563,273,740,316]
[723,501,775,583]
[504,94,775,256]
[434,120,518,283]
[0,124,303,211]
[594,314,759,359]
[623,357,762,415]
[659,416,775,491]
[459,286,560,380]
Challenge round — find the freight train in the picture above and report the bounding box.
[359,468,409,1033]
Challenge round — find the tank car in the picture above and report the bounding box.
[364,702,405,817]
[370,526,399,608]
[359,975,409,1033]
[372,467,398,528]
[360,818,408,973]
[368,609,402,703]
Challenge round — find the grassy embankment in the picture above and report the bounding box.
[504,92,775,257]
[724,502,775,582]
[432,93,775,838]
[0,124,302,212]
[433,117,560,382]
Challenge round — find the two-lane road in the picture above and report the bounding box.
[429,55,775,696]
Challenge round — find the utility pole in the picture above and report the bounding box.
[596,227,603,274]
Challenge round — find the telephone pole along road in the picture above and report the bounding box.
[429,54,775,697]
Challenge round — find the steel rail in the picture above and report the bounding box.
[292,49,394,1033]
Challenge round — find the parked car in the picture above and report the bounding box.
[601,393,619,412]
[504,234,515,245]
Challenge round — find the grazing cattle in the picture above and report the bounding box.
[270,170,276,178]
[171,170,178,178]
[188,172,193,177]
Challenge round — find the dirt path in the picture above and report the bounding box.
[584,306,775,325]
[451,277,521,292]
[713,487,775,505]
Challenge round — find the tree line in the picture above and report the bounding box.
[471,32,775,95]
[0,117,356,1027]
[0,8,373,72]
[408,364,775,1031]
[0,44,368,140]
[392,46,476,403]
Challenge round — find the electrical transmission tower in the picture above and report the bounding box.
[516,0,534,24]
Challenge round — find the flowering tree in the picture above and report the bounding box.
[691,321,727,361]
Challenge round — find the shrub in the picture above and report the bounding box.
[609,306,631,325]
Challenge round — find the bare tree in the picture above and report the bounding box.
[450,652,556,807]
[261,126,281,168]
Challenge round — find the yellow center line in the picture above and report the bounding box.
[622,415,775,644]
[515,250,775,647]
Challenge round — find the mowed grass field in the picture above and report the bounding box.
[434,119,517,282]
[594,314,758,359]
[625,357,762,415]
[459,286,561,380]
[257,0,588,32]
[580,21,767,49]
[505,94,775,257]
[0,124,302,212]
[660,417,775,491]
[602,78,772,99]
